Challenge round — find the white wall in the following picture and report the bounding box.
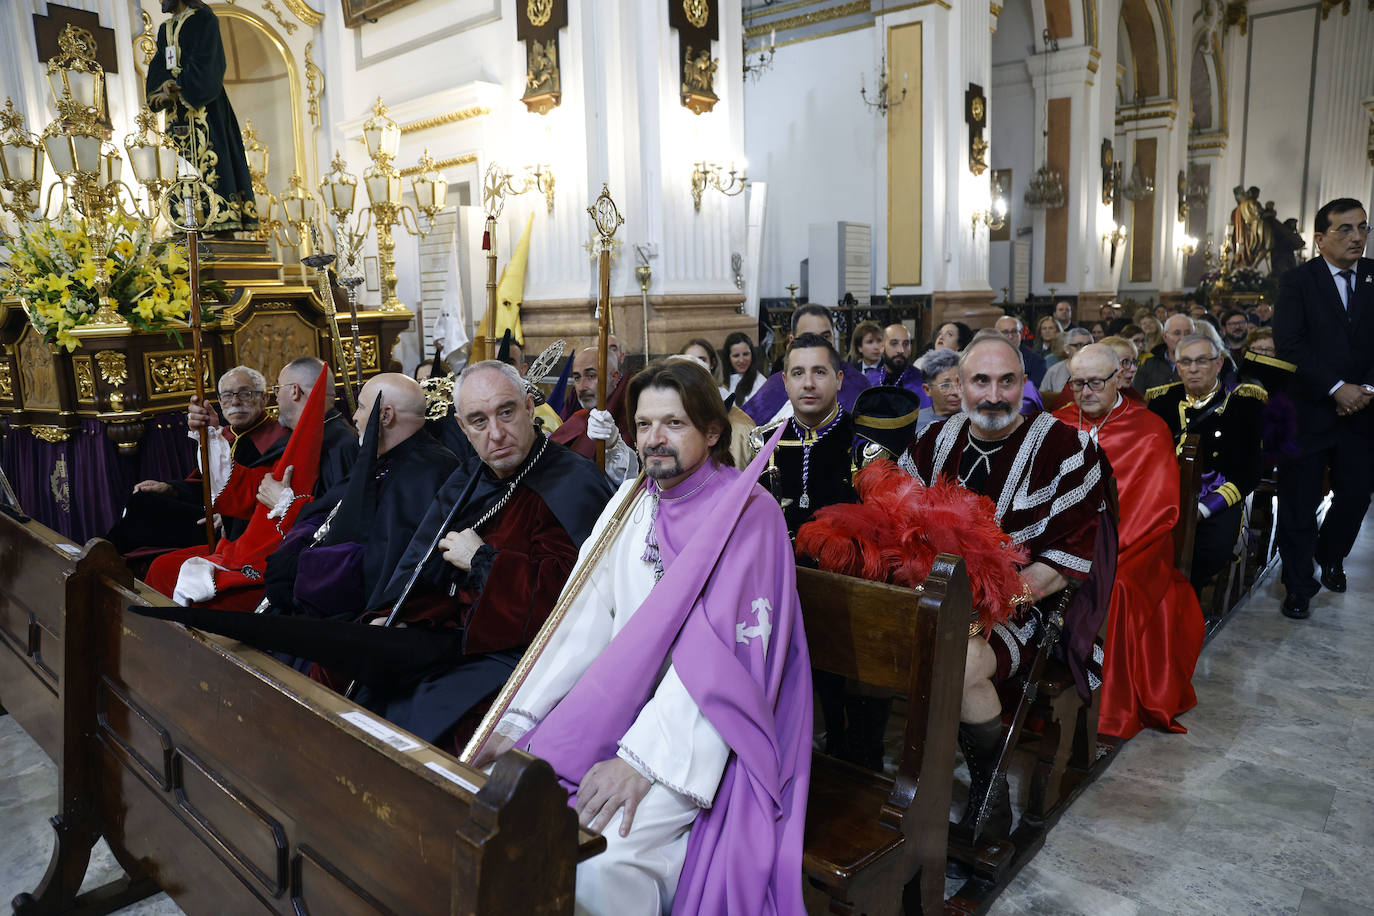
[743,27,881,299]
[989,0,1038,299]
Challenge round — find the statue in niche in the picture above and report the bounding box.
[1227,184,1267,269]
[682,45,718,95]
[146,0,257,235]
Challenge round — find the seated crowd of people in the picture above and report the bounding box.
[103,198,1370,914]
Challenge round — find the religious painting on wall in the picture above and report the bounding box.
[342,0,429,29]
[670,0,720,114]
[518,0,567,114]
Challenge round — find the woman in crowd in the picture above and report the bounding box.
[679,338,723,385]
[1089,321,1107,342]
[930,321,973,355]
[1244,326,1276,358]
[1120,323,1146,359]
[1100,335,1142,399]
[1034,315,1060,362]
[848,320,884,377]
[915,348,962,434]
[720,331,766,406]
[1137,316,1164,360]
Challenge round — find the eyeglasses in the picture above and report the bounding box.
[269,383,299,398]
[1119,358,1138,369]
[933,381,960,393]
[1064,341,1088,353]
[1175,356,1220,369]
[1067,369,1118,392]
[218,388,264,402]
[1324,223,1370,238]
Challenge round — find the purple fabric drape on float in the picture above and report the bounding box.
[0,411,194,542]
[0,420,74,536]
[137,410,197,482]
[70,419,136,543]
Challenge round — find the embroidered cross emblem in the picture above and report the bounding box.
[737,597,772,649]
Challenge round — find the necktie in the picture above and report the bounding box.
[1338,269,1354,310]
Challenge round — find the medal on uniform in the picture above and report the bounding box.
[799,492,810,509]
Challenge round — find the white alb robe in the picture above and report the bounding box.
[496,478,730,915]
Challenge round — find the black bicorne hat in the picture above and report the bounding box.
[851,385,923,463]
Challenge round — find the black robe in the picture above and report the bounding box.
[318,411,360,494]
[145,7,257,233]
[766,411,858,537]
[262,430,458,619]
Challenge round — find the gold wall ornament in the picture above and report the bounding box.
[147,351,214,397]
[305,43,324,130]
[966,83,988,175]
[670,0,719,114]
[684,0,711,28]
[398,107,490,136]
[346,335,381,377]
[73,356,96,401]
[134,10,157,77]
[281,0,325,26]
[94,350,128,386]
[518,0,567,115]
[528,0,554,27]
[33,425,71,443]
[0,361,11,399]
[399,153,478,177]
[261,0,300,34]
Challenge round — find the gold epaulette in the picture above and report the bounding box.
[1230,382,1269,404]
[1146,381,1182,402]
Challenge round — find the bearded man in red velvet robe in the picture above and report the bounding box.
[1054,344,1203,739]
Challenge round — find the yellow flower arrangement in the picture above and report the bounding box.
[2,212,212,351]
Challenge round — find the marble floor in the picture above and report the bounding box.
[2,514,1371,915]
[990,510,1374,916]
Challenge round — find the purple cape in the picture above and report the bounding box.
[519,434,812,915]
[741,362,871,424]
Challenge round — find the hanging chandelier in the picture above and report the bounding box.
[1024,29,1064,210]
[1121,161,1154,201]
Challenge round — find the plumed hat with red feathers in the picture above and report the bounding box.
[796,459,1028,632]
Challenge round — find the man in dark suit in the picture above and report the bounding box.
[1272,198,1374,620]
[995,314,1048,388]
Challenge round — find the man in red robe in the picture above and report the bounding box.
[1054,344,1203,739]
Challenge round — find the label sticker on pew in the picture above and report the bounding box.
[340,711,422,752]
[424,761,481,794]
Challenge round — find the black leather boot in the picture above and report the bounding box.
[953,718,1012,840]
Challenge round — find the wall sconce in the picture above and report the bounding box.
[1101,139,1118,206]
[491,163,556,213]
[690,160,747,212]
[971,171,1008,234]
[743,29,776,82]
[1102,221,1128,269]
[1177,233,1198,258]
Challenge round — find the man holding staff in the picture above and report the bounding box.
[472,358,812,915]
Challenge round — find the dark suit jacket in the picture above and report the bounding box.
[1273,255,1374,453]
[1021,346,1048,388]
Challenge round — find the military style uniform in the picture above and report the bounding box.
[1147,380,1267,590]
[765,406,857,538]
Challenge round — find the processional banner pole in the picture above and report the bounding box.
[588,184,624,471]
[302,223,356,414]
[179,181,216,550]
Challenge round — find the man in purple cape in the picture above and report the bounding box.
[476,357,812,915]
[743,304,870,424]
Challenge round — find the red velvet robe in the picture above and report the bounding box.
[1054,396,1204,738]
[366,485,578,654]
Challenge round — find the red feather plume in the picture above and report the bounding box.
[796,459,1029,630]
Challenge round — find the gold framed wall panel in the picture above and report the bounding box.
[1129,136,1158,283]
[233,310,320,385]
[16,326,60,410]
[886,21,923,287]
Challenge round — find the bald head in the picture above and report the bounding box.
[1162,313,1195,359]
[1067,343,1122,420]
[352,372,427,454]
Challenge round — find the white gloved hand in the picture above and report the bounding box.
[587,408,621,447]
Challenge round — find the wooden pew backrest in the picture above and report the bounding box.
[796,555,971,915]
[88,576,598,915]
[1174,434,1202,579]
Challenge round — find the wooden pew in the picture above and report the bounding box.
[0,512,158,914]
[798,556,971,916]
[2,514,604,914]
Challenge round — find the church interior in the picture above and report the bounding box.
[1,0,1373,913]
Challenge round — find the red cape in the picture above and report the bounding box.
[1054,397,1203,738]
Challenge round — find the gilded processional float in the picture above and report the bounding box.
[0,26,431,541]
